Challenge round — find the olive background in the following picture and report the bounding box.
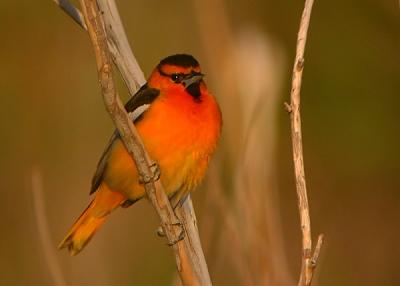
[0,1,399,285]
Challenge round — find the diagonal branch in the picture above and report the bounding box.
[55,0,211,285]
[96,0,145,92]
[286,0,323,285]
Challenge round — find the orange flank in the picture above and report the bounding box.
[59,54,222,255]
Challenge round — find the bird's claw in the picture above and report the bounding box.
[139,161,161,184]
[156,221,185,246]
[167,226,185,246]
[149,161,161,181]
[156,226,165,237]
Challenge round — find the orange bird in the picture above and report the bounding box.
[59,54,222,255]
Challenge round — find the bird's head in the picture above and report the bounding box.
[148,54,205,102]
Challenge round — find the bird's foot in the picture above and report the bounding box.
[167,221,185,246]
[139,161,161,184]
[156,221,185,246]
[156,226,165,237]
[149,161,161,181]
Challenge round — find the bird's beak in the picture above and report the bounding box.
[182,73,204,87]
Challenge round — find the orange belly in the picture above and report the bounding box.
[102,92,221,200]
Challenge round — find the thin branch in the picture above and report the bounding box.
[97,0,146,92]
[91,2,211,282]
[60,0,212,285]
[287,0,323,285]
[31,168,67,286]
[175,196,212,285]
[310,234,324,268]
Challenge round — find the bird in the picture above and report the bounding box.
[59,54,222,255]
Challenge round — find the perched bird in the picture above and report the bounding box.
[59,54,222,255]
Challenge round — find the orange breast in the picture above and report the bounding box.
[103,88,222,200]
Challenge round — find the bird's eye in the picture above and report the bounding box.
[171,73,181,83]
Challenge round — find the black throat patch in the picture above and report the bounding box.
[186,82,201,102]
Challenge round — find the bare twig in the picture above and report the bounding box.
[96,0,146,92]
[310,234,324,268]
[31,168,67,286]
[175,196,212,285]
[287,0,323,285]
[54,0,212,284]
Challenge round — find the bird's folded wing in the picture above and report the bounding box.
[90,84,160,194]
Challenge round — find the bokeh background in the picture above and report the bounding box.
[0,0,399,285]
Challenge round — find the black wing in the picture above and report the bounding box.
[90,84,160,194]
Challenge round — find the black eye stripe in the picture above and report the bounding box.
[171,73,185,83]
[158,67,203,84]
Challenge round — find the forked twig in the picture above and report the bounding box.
[286,0,323,285]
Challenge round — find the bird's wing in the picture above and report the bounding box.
[90,84,160,194]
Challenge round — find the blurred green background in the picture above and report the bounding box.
[0,0,399,285]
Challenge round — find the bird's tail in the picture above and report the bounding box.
[58,183,126,255]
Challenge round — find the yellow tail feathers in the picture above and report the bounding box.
[58,184,126,255]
